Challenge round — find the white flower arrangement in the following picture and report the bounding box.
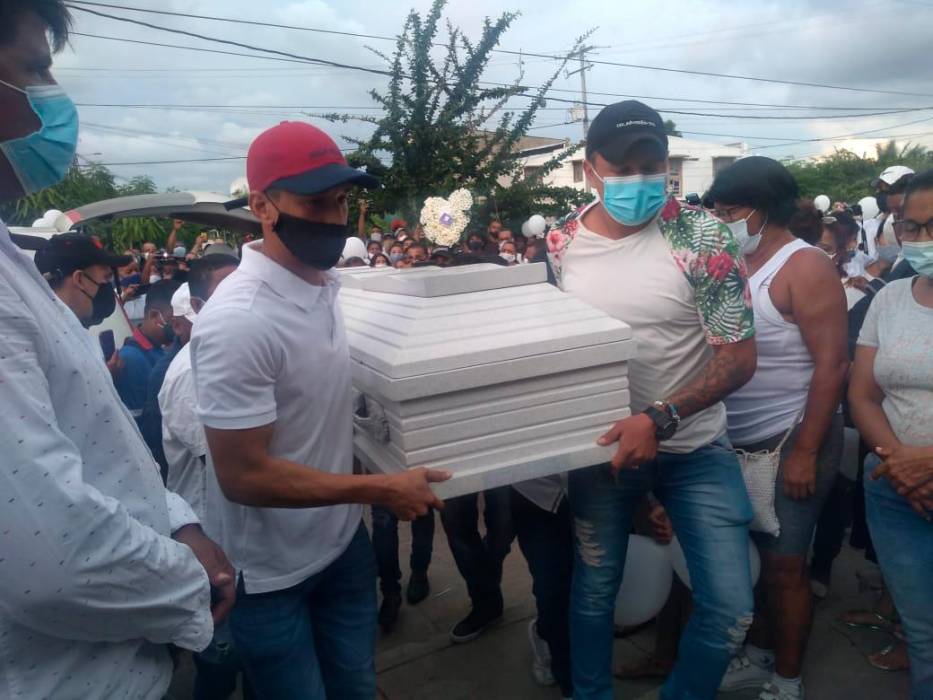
[420,188,473,247]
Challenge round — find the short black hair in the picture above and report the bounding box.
[0,0,73,52]
[904,168,933,207]
[187,254,238,300]
[144,280,180,314]
[707,156,800,227]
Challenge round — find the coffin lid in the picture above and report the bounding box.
[338,263,634,385]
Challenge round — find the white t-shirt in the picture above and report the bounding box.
[190,242,360,594]
[558,215,728,453]
[160,344,224,540]
[857,277,933,447]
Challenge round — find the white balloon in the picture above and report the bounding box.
[669,535,761,590]
[614,535,674,627]
[521,220,531,237]
[814,195,831,213]
[43,209,63,221]
[32,218,48,228]
[527,214,547,237]
[857,196,879,220]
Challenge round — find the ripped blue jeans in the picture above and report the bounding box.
[568,438,755,700]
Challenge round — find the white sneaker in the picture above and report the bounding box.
[528,618,555,687]
[719,652,773,692]
[758,680,805,700]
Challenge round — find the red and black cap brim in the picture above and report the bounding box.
[224,163,380,210]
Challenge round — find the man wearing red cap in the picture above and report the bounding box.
[190,121,449,699]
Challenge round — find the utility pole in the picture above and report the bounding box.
[566,45,606,191]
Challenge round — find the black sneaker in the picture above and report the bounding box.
[406,571,430,605]
[378,592,402,633]
[449,606,503,644]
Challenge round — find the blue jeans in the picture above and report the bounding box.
[865,454,933,699]
[229,523,377,700]
[568,439,755,700]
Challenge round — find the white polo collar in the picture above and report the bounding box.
[239,240,340,310]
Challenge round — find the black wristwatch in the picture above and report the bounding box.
[643,401,681,441]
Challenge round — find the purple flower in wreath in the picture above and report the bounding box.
[439,212,453,226]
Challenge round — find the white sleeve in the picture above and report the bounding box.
[165,490,200,532]
[0,300,213,652]
[160,364,209,459]
[191,307,279,430]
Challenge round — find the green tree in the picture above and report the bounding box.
[784,141,933,203]
[664,119,682,137]
[327,0,592,237]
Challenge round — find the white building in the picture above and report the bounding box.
[516,134,748,199]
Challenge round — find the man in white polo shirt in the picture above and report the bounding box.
[190,121,448,699]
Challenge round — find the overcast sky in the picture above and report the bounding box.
[54,0,933,192]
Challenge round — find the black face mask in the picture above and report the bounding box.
[270,203,349,271]
[80,271,116,328]
[876,191,889,213]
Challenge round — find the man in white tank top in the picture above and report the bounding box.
[710,157,849,700]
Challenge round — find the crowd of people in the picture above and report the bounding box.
[1,3,931,700]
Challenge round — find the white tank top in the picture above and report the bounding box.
[725,239,815,445]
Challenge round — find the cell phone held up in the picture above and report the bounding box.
[99,329,116,361]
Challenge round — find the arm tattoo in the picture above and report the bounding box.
[666,347,751,420]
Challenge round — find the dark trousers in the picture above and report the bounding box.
[440,486,514,612]
[512,488,574,698]
[371,505,435,595]
[193,651,252,700]
[810,473,857,580]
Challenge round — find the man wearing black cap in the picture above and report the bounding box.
[34,231,130,329]
[547,101,758,699]
[191,121,449,699]
[0,4,233,698]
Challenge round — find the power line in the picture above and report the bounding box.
[60,64,933,112]
[67,5,396,77]
[74,96,932,121]
[750,115,933,150]
[83,156,246,166]
[66,0,933,98]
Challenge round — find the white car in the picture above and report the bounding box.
[11,192,258,350]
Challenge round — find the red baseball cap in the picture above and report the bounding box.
[235,122,378,204]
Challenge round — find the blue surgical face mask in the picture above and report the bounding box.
[591,170,668,226]
[0,80,79,194]
[901,241,933,278]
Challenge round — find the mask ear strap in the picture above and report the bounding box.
[0,78,27,95]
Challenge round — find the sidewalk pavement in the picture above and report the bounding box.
[169,510,910,699]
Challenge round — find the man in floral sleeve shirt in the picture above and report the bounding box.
[548,101,758,700]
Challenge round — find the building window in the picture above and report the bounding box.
[523,166,542,180]
[668,157,683,197]
[713,156,736,175]
[572,160,584,183]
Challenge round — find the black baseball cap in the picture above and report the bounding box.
[34,233,132,277]
[586,100,668,161]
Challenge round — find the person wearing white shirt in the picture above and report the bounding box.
[0,3,235,699]
[161,259,245,700]
[191,121,450,699]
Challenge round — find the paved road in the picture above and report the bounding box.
[169,508,910,699]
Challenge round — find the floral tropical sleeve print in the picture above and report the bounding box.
[547,198,755,346]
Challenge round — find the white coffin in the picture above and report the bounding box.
[339,263,635,498]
